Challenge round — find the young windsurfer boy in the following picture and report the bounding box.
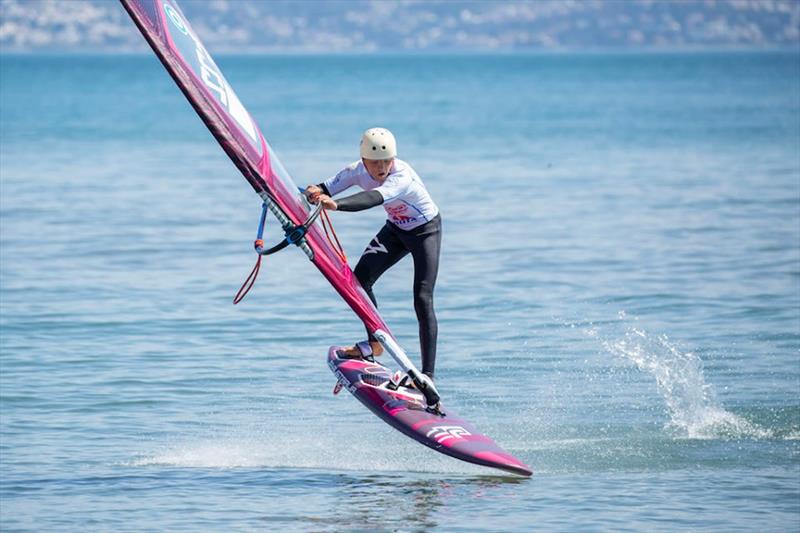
[305,128,442,385]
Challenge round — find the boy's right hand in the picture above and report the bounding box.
[304,185,322,204]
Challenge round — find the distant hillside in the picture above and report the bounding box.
[1,0,798,52]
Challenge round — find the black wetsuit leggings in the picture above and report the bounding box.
[354,214,442,378]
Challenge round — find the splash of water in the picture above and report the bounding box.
[127,427,488,475]
[596,313,772,440]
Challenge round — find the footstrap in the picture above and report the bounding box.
[356,340,373,356]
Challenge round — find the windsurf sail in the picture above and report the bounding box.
[120,0,386,330]
[120,0,440,405]
[120,0,532,476]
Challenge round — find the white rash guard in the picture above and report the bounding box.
[323,159,439,231]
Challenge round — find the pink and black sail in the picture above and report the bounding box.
[121,0,532,477]
[120,0,388,335]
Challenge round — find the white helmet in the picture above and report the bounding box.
[360,127,397,160]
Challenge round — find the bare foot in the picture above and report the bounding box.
[369,340,384,356]
[339,345,362,358]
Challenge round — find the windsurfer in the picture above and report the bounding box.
[305,128,442,380]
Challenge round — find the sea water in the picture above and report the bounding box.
[1,51,798,531]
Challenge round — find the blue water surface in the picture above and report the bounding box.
[1,51,798,531]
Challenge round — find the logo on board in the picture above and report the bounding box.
[426,425,472,443]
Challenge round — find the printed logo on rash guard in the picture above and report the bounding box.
[386,204,416,225]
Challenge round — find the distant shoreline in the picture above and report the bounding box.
[2,47,799,57]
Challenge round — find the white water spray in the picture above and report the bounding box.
[593,312,771,439]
